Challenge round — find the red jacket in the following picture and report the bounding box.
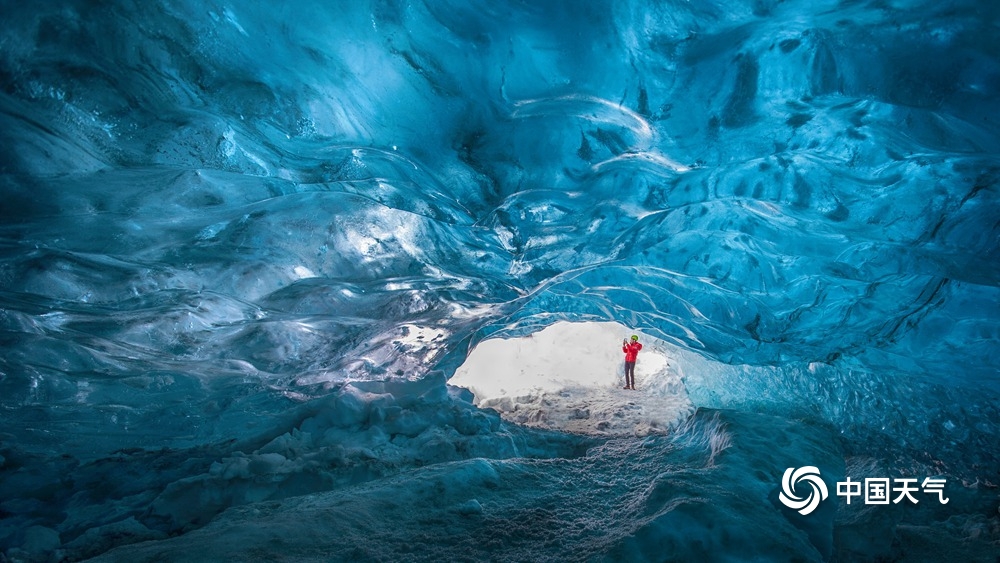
[623,341,642,362]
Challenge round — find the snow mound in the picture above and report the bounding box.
[450,321,694,436]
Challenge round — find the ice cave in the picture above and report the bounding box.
[0,0,998,561]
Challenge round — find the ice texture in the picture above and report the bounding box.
[1,0,999,561]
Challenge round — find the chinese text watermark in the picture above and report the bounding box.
[779,467,949,516]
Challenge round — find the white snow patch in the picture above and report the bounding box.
[291,265,317,280]
[450,321,694,436]
[394,324,447,347]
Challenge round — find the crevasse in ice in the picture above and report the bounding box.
[0,0,998,561]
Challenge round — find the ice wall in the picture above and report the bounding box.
[0,0,998,560]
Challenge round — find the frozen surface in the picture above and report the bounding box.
[451,321,694,436]
[1,0,999,561]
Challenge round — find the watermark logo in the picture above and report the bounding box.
[779,467,949,515]
[779,466,828,515]
[836,476,949,505]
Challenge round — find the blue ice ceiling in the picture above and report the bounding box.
[1,0,998,560]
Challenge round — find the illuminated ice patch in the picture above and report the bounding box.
[450,321,694,436]
[291,265,317,280]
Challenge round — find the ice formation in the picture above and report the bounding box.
[1,0,998,561]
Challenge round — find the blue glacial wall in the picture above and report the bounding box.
[0,0,998,561]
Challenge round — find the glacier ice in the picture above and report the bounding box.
[1,0,999,561]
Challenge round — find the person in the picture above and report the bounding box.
[622,334,642,390]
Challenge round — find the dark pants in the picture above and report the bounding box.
[624,361,636,388]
